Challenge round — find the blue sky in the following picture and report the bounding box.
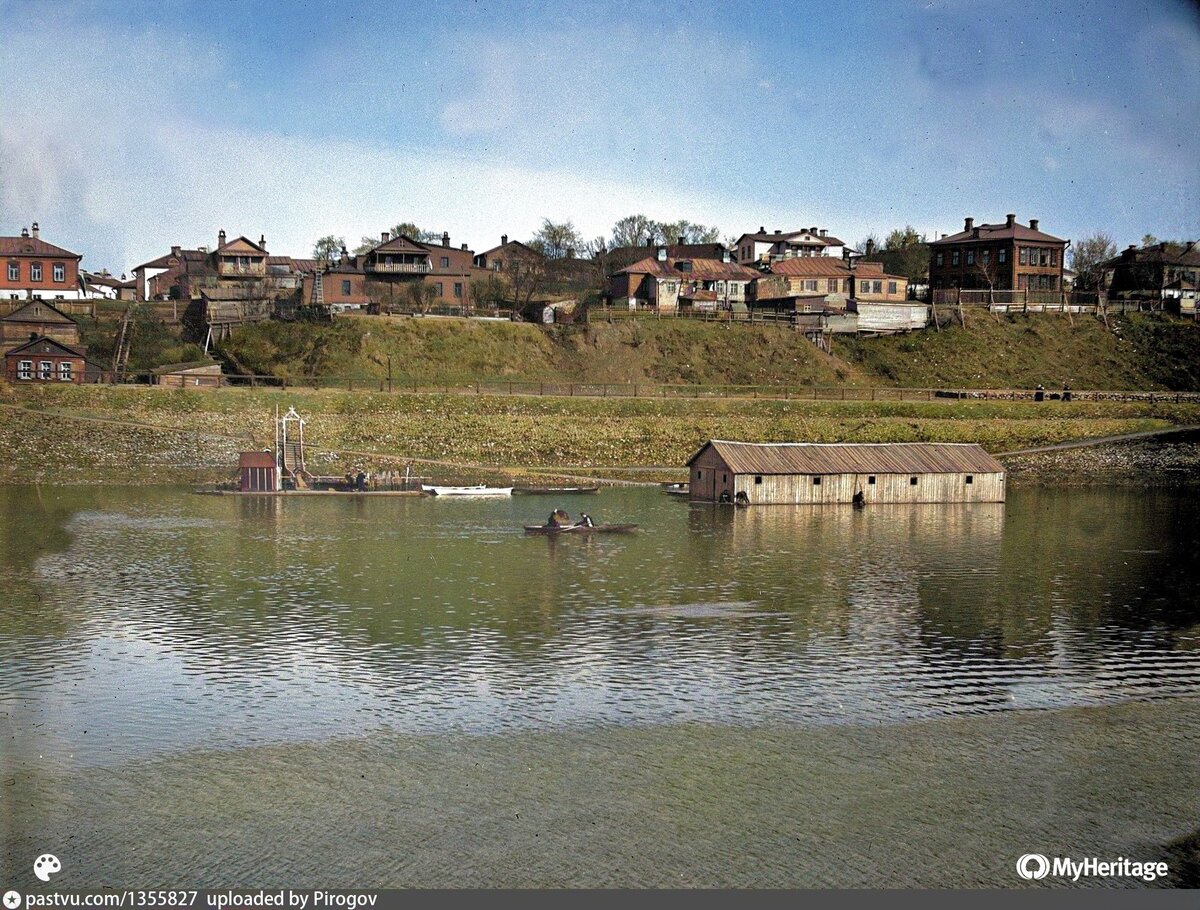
[1,0,1197,271]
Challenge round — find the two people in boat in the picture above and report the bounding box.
[546,509,594,528]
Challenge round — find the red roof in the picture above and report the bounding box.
[238,451,276,469]
[0,236,81,259]
[618,256,759,281]
[930,220,1066,245]
[769,257,904,282]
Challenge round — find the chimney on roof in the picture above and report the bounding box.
[722,248,731,263]
[865,238,876,256]
[964,217,974,232]
[381,231,390,243]
[441,231,450,248]
[461,243,468,251]
[218,229,226,247]
[758,226,765,233]
[1029,219,1039,231]
[171,245,181,257]
[339,245,348,263]
[819,229,827,238]
[677,235,685,246]
[810,226,818,234]
[941,234,947,239]
[1159,241,1168,252]
[20,227,28,238]
[656,245,668,262]
[774,229,782,235]
[501,234,508,246]
[31,222,39,239]
[1005,214,1016,228]
[259,234,266,247]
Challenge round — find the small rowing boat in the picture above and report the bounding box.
[513,486,600,495]
[524,523,638,535]
[426,485,513,497]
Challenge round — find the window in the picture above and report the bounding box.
[843,278,851,293]
[722,474,727,482]
[434,282,443,297]
[952,251,960,266]
[935,252,943,267]
[7,262,17,281]
[52,263,65,282]
[998,248,1007,264]
[1019,247,1028,265]
[872,280,882,294]
[965,475,974,484]
[439,256,449,268]
[754,476,762,485]
[827,278,838,293]
[965,250,974,266]
[1040,249,1049,266]
[813,476,821,486]
[39,361,53,380]
[30,263,42,281]
[17,360,32,379]
[1050,249,1058,266]
[341,280,352,295]
[58,362,72,381]
[888,281,898,294]
[867,476,876,485]
[981,249,990,263]
[910,476,918,486]
[453,282,463,298]
[804,279,818,292]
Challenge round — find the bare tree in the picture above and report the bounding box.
[312,235,345,263]
[504,247,549,312]
[529,219,584,259]
[1070,232,1117,291]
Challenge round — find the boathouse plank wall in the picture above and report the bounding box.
[687,441,1005,505]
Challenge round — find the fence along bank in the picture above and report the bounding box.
[686,440,1006,505]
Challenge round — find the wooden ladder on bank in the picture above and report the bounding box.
[112,303,138,381]
[310,271,324,309]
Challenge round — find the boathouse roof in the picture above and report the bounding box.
[686,441,1005,475]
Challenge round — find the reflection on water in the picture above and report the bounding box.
[1,485,1198,770]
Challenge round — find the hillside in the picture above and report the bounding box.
[215,312,1200,391]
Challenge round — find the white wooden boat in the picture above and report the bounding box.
[426,484,514,497]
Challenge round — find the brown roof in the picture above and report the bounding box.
[4,335,87,358]
[768,257,904,282]
[618,256,759,281]
[1,300,77,325]
[930,221,1066,246]
[132,248,207,271]
[0,235,82,259]
[1099,242,1200,270]
[686,440,1005,475]
[239,451,277,469]
[214,235,268,255]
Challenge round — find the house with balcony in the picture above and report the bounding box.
[733,226,846,266]
[1,223,85,302]
[132,230,313,302]
[927,215,1068,295]
[353,230,485,311]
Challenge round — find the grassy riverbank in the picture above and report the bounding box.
[2,383,1197,484]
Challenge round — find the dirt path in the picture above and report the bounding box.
[997,424,1200,457]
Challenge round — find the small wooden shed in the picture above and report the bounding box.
[152,360,223,388]
[686,440,1005,505]
[238,451,278,492]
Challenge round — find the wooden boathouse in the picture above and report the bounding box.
[686,440,1006,505]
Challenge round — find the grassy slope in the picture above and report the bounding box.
[834,312,1200,390]
[216,311,1200,391]
[3,383,1195,484]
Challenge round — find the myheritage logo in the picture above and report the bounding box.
[1016,853,1050,880]
[1016,853,1169,883]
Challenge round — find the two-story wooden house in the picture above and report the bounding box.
[928,215,1068,294]
[610,249,760,313]
[1099,241,1200,314]
[734,227,846,266]
[1,224,85,302]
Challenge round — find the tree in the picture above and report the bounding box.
[865,226,930,283]
[1070,232,1117,291]
[312,235,346,263]
[656,220,721,245]
[504,247,549,311]
[471,275,508,312]
[404,281,438,315]
[610,214,657,249]
[609,214,722,248]
[529,219,584,259]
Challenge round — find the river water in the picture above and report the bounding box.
[2,485,1198,887]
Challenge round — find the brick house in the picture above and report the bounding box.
[928,215,1067,293]
[4,335,100,383]
[754,257,909,306]
[610,249,760,312]
[734,227,846,266]
[473,235,544,273]
[1,224,85,302]
[301,260,371,313]
[132,230,313,302]
[0,299,81,352]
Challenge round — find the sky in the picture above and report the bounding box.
[0,0,1197,272]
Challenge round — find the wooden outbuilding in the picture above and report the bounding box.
[238,451,279,492]
[152,361,223,388]
[686,440,1005,505]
